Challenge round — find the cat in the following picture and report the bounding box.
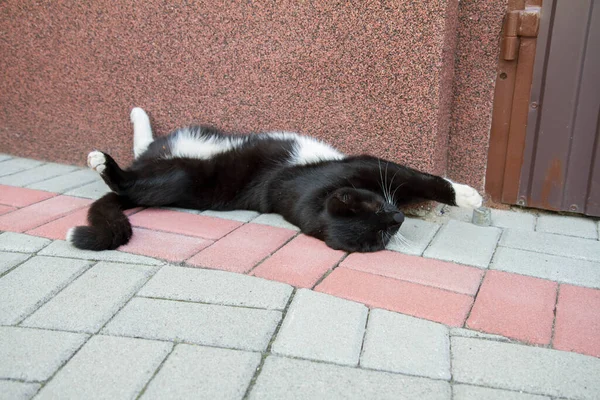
[67,107,482,253]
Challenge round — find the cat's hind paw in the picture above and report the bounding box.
[451,182,483,209]
[87,151,106,174]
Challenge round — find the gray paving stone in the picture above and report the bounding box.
[141,344,261,400]
[0,232,51,253]
[451,337,600,399]
[201,209,260,222]
[491,247,600,289]
[0,256,91,324]
[0,158,44,177]
[138,265,292,310]
[386,217,440,256]
[248,356,451,400]
[491,209,536,231]
[159,206,201,214]
[434,205,473,223]
[26,169,99,193]
[0,380,41,400]
[452,384,550,400]
[360,309,450,380]
[23,262,158,333]
[0,154,12,162]
[39,240,163,265]
[0,326,87,381]
[103,297,281,351]
[252,213,300,231]
[536,213,598,239]
[450,328,512,342]
[271,289,367,366]
[35,335,171,400]
[0,163,77,187]
[0,251,29,275]
[499,229,600,262]
[64,179,110,199]
[423,220,501,268]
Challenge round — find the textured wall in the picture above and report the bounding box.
[0,1,505,188]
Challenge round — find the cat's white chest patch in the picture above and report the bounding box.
[169,128,245,160]
[264,132,345,165]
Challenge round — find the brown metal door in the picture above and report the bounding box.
[487,0,600,216]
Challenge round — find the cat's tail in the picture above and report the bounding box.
[67,192,134,251]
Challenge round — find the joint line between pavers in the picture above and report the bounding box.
[549,284,561,349]
[0,253,34,279]
[241,288,297,400]
[462,269,488,329]
[135,295,288,311]
[19,203,91,234]
[0,161,48,179]
[134,343,176,400]
[356,308,371,368]
[310,252,349,290]
[244,231,301,275]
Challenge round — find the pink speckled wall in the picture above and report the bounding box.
[0,1,506,188]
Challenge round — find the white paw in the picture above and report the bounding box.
[65,227,76,243]
[130,107,149,124]
[451,182,483,209]
[87,151,106,174]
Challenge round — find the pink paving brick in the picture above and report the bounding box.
[252,234,346,288]
[187,223,296,273]
[0,185,55,207]
[467,270,557,345]
[341,251,483,295]
[129,208,242,240]
[316,267,473,326]
[553,284,600,357]
[0,195,91,232]
[0,204,17,216]
[119,227,213,262]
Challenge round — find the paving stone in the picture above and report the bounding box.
[252,213,300,231]
[0,380,41,400]
[491,209,536,230]
[35,335,171,400]
[138,265,292,310]
[341,250,483,295]
[0,326,87,381]
[451,337,600,399]
[0,154,12,162]
[449,328,512,342]
[0,232,51,253]
[0,185,55,207]
[27,169,99,193]
[39,240,163,265]
[0,251,29,275]
[23,262,158,333]
[119,228,212,262]
[187,223,296,273]
[360,309,450,380]
[201,209,260,222]
[467,271,557,345]
[536,213,598,239]
[103,297,281,351]
[0,158,44,177]
[159,206,201,214]
[386,217,440,255]
[316,267,473,327]
[271,289,367,366]
[499,229,600,262]
[26,207,89,240]
[452,384,550,400]
[141,344,261,400]
[0,163,77,187]
[435,205,473,223]
[64,179,110,199]
[553,284,600,357]
[0,195,91,232]
[423,220,501,268]
[0,204,16,216]
[252,235,345,288]
[491,247,600,289]
[0,256,91,324]
[248,356,451,400]
[129,208,242,240]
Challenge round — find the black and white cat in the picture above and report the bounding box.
[68,107,482,253]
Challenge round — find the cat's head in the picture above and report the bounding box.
[323,187,404,252]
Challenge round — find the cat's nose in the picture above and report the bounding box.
[393,213,405,225]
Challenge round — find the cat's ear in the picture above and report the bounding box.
[326,188,360,216]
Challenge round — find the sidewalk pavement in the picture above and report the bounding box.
[0,154,599,400]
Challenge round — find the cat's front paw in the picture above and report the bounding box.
[451,182,483,209]
[87,151,106,174]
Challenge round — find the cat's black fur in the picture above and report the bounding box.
[70,124,468,253]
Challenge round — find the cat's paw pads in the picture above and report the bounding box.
[87,151,106,174]
[452,182,483,209]
[130,107,149,124]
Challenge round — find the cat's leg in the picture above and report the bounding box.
[131,107,154,158]
[88,150,134,193]
[443,178,483,209]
